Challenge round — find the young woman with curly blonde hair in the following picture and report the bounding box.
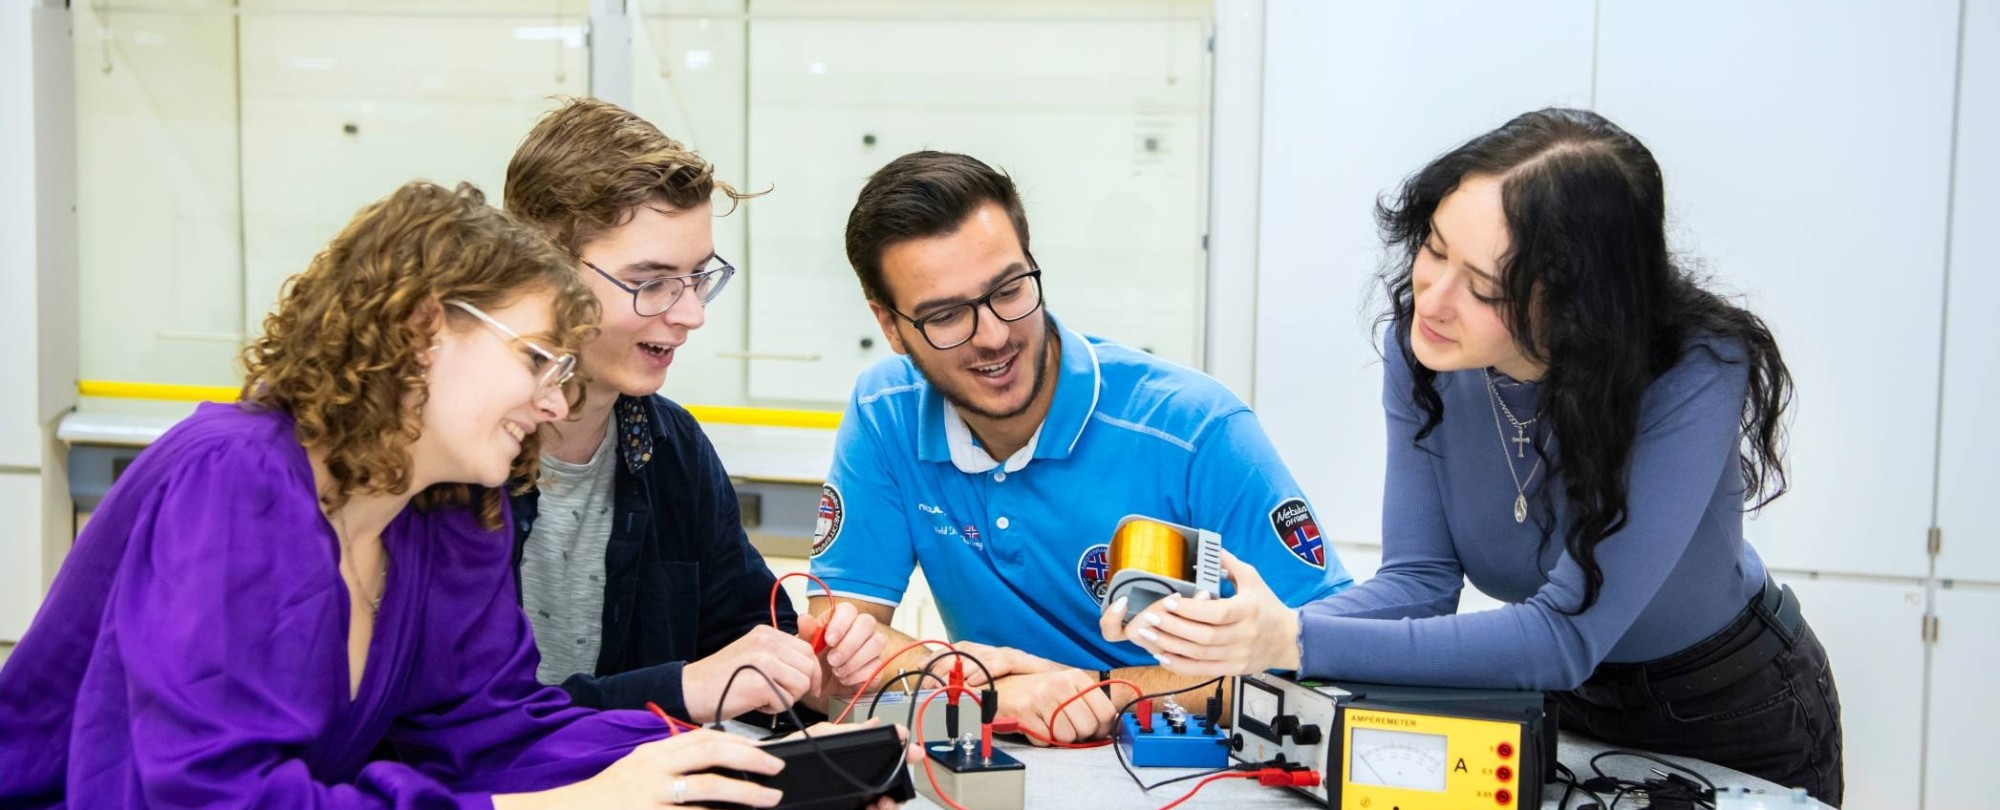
[0,180,800,808]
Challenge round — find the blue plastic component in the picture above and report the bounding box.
[1116,712,1230,768]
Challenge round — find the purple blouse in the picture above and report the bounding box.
[0,403,672,807]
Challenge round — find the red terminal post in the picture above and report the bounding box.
[1136,698,1155,733]
[979,687,999,761]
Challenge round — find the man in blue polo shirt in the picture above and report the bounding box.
[807,150,1353,744]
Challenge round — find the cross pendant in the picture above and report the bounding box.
[1511,429,1531,458]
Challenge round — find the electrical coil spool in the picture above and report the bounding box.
[1110,517,1189,581]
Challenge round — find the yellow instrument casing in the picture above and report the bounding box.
[1338,707,1531,809]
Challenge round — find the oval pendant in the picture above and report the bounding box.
[1513,493,1528,524]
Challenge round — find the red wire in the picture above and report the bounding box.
[644,701,699,734]
[913,686,983,810]
[770,572,837,651]
[1050,677,1142,742]
[1155,772,1258,810]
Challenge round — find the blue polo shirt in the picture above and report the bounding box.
[808,315,1352,669]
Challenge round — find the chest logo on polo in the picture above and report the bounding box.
[1076,543,1112,604]
[1269,497,1325,569]
[812,484,844,557]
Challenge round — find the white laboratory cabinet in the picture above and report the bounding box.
[1775,574,1929,807]
[1935,0,2000,587]
[0,474,45,641]
[1925,586,2000,809]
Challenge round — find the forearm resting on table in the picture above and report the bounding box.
[1104,665,1235,726]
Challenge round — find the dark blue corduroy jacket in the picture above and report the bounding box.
[510,394,797,720]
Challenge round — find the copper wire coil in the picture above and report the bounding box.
[1110,518,1189,580]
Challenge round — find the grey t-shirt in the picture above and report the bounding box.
[521,421,618,686]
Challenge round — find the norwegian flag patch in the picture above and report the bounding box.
[812,484,844,557]
[1076,543,1112,604]
[1269,497,1325,569]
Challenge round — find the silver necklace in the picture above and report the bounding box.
[1484,369,1542,523]
[369,558,388,616]
[334,513,390,616]
[1489,374,1537,458]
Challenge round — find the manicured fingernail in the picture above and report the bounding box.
[1109,596,1128,617]
[1163,596,1181,611]
[1137,628,1159,642]
[1154,653,1173,666]
[1142,612,1164,626]
[1195,589,1212,600]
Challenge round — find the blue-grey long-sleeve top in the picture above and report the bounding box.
[1297,329,1768,690]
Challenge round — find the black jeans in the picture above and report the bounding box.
[1553,578,1845,806]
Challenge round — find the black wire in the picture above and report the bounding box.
[1589,750,1718,794]
[1143,762,1259,790]
[709,664,910,800]
[1553,762,1607,810]
[1104,676,1229,792]
[862,670,952,722]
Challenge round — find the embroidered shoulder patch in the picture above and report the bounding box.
[812,484,844,557]
[1076,543,1112,604]
[1269,497,1325,569]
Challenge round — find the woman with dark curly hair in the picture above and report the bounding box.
[0,181,800,808]
[1107,109,1844,802]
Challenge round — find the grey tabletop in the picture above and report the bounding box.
[897,731,1832,809]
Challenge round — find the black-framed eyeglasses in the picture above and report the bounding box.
[888,269,1044,351]
[582,254,736,317]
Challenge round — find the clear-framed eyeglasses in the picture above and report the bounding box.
[443,299,577,391]
[888,269,1044,351]
[582,254,736,317]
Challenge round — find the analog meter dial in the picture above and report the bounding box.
[1348,727,1449,792]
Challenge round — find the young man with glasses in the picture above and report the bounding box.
[807,151,1353,743]
[500,98,887,724]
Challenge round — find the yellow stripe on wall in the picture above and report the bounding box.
[683,405,842,430]
[77,380,842,430]
[79,380,242,403]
